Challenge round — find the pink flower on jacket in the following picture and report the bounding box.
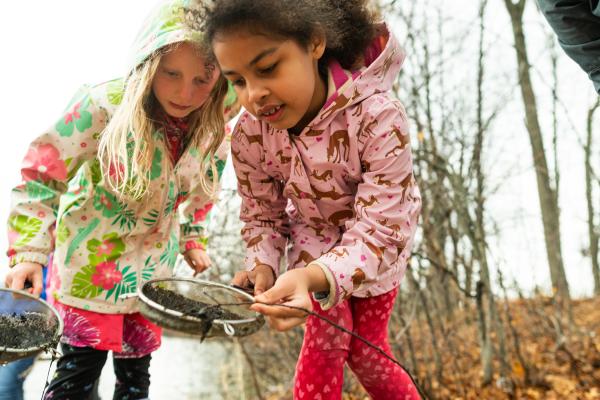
[193,203,213,223]
[22,143,67,182]
[91,261,122,290]
[63,103,81,125]
[96,239,116,256]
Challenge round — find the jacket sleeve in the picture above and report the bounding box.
[7,87,104,267]
[231,115,288,277]
[178,137,230,252]
[538,0,600,93]
[313,98,421,309]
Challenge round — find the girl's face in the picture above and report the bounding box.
[213,29,326,133]
[152,42,219,118]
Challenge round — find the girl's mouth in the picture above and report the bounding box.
[169,102,191,111]
[259,105,284,122]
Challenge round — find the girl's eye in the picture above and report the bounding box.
[165,70,179,78]
[258,63,277,75]
[193,77,208,85]
[231,78,246,87]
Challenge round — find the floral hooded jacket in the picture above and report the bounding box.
[232,24,422,310]
[7,0,228,314]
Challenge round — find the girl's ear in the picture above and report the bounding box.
[310,28,326,60]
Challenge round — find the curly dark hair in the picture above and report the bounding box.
[199,0,376,70]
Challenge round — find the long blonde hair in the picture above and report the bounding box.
[98,42,228,201]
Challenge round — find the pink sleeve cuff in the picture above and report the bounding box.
[184,240,205,252]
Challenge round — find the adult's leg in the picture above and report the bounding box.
[44,343,108,400]
[294,299,352,400]
[0,356,35,400]
[347,289,420,399]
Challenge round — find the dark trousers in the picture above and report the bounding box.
[44,343,151,400]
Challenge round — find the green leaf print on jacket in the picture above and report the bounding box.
[61,169,90,217]
[159,232,179,269]
[55,222,70,246]
[72,260,134,303]
[141,256,157,283]
[87,232,125,266]
[113,209,137,231]
[93,187,137,230]
[164,184,175,216]
[163,182,185,216]
[105,263,137,302]
[25,181,58,201]
[8,215,42,248]
[93,187,121,218]
[71,233,128,301]
[206,158,226,180]
[55,97,93,137]
[142,209,160,227]
[150,147,163,180]
[65,218,101,264]
[71,264,103,299]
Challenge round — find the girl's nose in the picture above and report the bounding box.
[178,82,195,102]
[247,81,268,104]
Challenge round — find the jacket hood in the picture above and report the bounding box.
[127,0,205,73]
[125,0,237,109]
[314,23,405,125]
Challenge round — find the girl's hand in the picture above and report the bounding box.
[251,265,329,331]
[184,249,211,275]
[5,262,44,296]
[232,263,275,295]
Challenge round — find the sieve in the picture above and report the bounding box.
[0,288,63,365]
[137,278,264,340]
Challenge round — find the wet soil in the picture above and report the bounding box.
[143,285,243,321]
[0,313,56,349]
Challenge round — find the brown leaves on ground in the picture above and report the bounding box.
[395,296,600,399]
[258,296,600,399]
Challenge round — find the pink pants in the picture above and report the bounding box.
[294,288,420,399]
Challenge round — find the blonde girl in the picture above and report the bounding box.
[5,1,230,398]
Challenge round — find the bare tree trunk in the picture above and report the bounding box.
[473,1,494,384]
[499,272,532,385]
[504,0,570,303]
[585,99,600,294]
[475,281,493,384]
[413,269,444,382]
[470,1,511,386]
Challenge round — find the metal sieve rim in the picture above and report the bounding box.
[138,277,260,325]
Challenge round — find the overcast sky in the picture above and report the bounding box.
[0,0,160,281]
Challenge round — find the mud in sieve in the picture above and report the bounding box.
[138,278,264,341]
[0,288,63,365]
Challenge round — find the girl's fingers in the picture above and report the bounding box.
[250,302,308,319]
[31,276,43,296]
[186,256,203,276]
[266,315,307,331]
[9,273,25,291]
[231,272,250,287]
[200,253,211,266]
[251,300,308,330]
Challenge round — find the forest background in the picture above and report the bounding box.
[1,0,599,399]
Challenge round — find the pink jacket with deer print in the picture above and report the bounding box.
[232,24,421,309]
